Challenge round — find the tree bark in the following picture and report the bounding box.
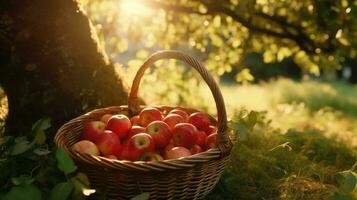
[0,0,128,136]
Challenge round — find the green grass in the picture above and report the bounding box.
[219,79,357,146]
[203,79,357,200]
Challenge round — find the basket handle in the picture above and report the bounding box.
[128,50,232,156]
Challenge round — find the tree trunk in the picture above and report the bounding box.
[0,0,128,136]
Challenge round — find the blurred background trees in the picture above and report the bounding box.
[83,0,356,83]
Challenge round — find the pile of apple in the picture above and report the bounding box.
[72,107,218,161]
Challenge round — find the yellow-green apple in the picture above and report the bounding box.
[140,152,164,161]
[166,147,191,159]
[169,109,188,119]
[190,144,203,154]
[96,130,121,156]
[72,140,100,156]
[138,107,163,127]
[128,133,155,161]
[82,121,105,142]
[146,121,172,148]
[206,133,217,149]
[196,130,207,147]
[130,115,139,126]
[206,125,218,136]
[172,123,197,149]
[127,125,146,139]
[106,114,131,139]
[163,114,185,129]
[100,114,112,125]
[188,112,211,132]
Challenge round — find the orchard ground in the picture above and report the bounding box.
[141,78,357,199]
[0,78,356,199]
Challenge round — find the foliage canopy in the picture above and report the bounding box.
[82,0,357,81]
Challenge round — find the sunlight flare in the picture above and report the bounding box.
[120,0,152,17]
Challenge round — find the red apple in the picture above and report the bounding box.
[206,125,218,136]
[106,114,131,139]
[118,139,130,160]
[163,114,185,129]
[127,126,146,139]
[140,152,164,161]
[82,121,105,142]
[130,115,139,125]
[138,107,163,127]
[206,133,217,149]
[72,140,100,156]
[128,133,155,161]
[196,130,208,147]
[100,114,112,125]
[190,144,203,154]
[146,121,172,148]
[162,139,175,158]
[188,112,211,132]
[172,123,197,149]
[96,130,121,156]
[166,147,191,159]
[169,109,188,119]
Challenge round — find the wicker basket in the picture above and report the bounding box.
[55,50,233,200]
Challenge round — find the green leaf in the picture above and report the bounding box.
[131,193,150,200]
[198,4,207,14]
[33,147,51,156]
[11,139,34,156]
[33,130,46,145]
[234,122,247,140]
[32,118,51,132]
[245,111,258,130]
[236,68,254,83]
[210,34,223,47]
[49,182,74,200]
[11,175,34,185]
[32,118,51,145]
[3,184,42,200]
[72,172,90,187]
[70,173,94,199]
[336,170,357,194]
[263,51,275,63]
[213,15,221,27]
[56,148,77,175]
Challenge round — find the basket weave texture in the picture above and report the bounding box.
[55,51,233,199]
